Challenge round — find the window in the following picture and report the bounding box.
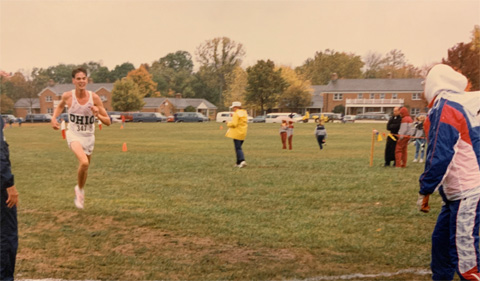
[370,93,375,99]
[380,93,385,99]
[100,95,107,102]
[392,93,398,99]
[333,93,343,100]
[411,108,420,116]
[47,108,53,114]
[46,96,52,102]
[357,93,363,99]
[412,93,421,100]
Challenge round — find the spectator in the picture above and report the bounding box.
[395,107,413,168]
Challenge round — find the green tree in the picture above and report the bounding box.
[195,37,245,107]
[245,60,287,113]
[189,67,221,104]
[277,66,312,112]
[111,78,145,111]
[110,62,136,81]
[150,51,194,96]
[90,66,112,83]
[296,49,364,85]
[184,105,196,112]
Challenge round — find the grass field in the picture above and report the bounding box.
[5,121,438,280]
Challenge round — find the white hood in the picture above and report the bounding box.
[424,64,468,103]
[425,64,480,117]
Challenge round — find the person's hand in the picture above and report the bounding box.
[417,194,430,213]
[51,119,60,130]
[90,105,99,117]
[6,185,19,208]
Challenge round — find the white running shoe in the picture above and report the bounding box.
[238,161,247,168]
[413,159,418,163]
[74,185,85,209]
[419,158,424,163]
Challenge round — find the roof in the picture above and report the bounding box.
[39,83,114,96]
[307,85,326,109]
[143,97,217,110]
[14,98,40,108]
[321,78,424,93]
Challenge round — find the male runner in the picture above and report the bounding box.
[51,67,111,209]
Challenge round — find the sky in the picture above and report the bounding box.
[0,0,479,75]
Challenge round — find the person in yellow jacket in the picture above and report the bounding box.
[225,101,248,168]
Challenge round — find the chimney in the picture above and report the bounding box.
[48,79,55,87]
[331,73,338,82]
[175,93,182,99]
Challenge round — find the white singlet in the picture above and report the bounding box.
[66,90,96,155]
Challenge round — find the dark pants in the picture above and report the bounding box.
[233,139,245,165]
[316,135,325,149]
[0,188,18,281]
[384,137,397,166]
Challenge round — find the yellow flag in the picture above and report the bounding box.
[377,134,383,141]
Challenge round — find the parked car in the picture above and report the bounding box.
[252,115,266,123]
[315,112,342,123]
[1,114,17,123]
[354,113,389,123]
[265,113,303,123]
[132,112,167,122]
[343,115,356,123]
[56,113,70,123]
[25,114,52,123]
[216,111,233,123]
[167,115,174,122]
[174,112,209,122]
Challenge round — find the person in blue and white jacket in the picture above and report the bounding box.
[417,64,480,281]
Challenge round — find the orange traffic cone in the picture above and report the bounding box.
[120,124,124,129]
[122,142,128,152]
[220,125,223,130]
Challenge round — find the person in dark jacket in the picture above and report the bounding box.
[0,117,19,281]
[384,107,401,166]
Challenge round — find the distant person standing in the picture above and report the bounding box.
[1,117,19,281]
[314,122,327,150]
[225,101,248,168]
[279,120,288,149]
[50,67,111,209]
[395,107,413,168]
[412,115,426,163]
[384,107,401,167]
[287,121,294,150]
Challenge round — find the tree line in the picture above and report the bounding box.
[1,26,478,114]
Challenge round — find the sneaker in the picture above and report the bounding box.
[419,159,424,163]
[74,185,84,209]
[413,159,418,163]
[238,161,247,168]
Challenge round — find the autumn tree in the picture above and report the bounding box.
[442,26,480,90]
[126,65,159,97]
[223,66,247,108]
[296,49,364,85]
[277,66,312,112]
[0,94,14,114]
[195,37,245,107]
[111,78,145,111]
[245,60,287,114]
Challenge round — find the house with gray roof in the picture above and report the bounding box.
[143,94,217,119]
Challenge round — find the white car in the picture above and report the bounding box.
[343,115,356,123]
[266,113,303,123]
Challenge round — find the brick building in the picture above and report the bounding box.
[319,76,427,116]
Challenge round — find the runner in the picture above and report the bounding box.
[51,67,111,209]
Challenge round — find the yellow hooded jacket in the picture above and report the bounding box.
[225,109,248,140]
